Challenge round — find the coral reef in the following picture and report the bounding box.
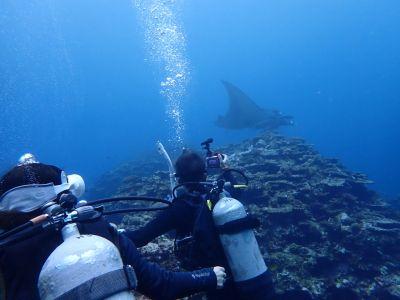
[92,133,400,299]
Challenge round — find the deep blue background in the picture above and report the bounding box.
[0,0,399,198]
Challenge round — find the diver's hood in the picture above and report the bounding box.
[0,173,85,214]
[18,153,39,166]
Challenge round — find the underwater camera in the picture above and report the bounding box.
[206,155,222,169]
[201,138,226,169]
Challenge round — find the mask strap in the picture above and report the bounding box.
[53,183,70,195]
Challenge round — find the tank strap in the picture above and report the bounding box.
[56,265,137,300]
[216,215,260,234]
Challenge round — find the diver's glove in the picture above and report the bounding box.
[213,266,226,289]
[218,153,229,169]
[174,186,187,198]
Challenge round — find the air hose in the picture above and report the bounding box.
[90,196,171,206]
[89,196,171,215]
[157,141,176,193]
[219,168,249,186]
[172,169,249,200]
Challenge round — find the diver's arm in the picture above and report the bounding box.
[118,233,216,300]
[125,204,180,247]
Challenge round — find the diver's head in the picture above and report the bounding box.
[0,163,64,196]
[0,156,85,230]
[175,150,207,184]
[18,153,39,166]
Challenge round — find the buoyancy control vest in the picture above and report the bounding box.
[174,190,272,299]
[174,193,227,271]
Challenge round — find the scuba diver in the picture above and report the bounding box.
[126,148,275,300]
[0,154,227,300]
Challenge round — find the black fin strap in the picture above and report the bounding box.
[56,265,137,300]
[216,215,260,235]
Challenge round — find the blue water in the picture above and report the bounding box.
[1,0,399,198]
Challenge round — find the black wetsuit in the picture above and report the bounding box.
[126,192,275,300]
[0,218,216,300]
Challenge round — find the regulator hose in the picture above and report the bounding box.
[103,207,168,215]
[172,181,214,199]
[90,196,171,215]
[172,169,249,200]
[0,197,171,247]
[90,196,171,206]
[219,168,249,186]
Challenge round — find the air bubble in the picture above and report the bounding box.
[134,0,190,146]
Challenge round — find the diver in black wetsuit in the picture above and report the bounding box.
[126,150,275,300]
[0,157,226,300]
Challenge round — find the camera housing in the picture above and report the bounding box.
[201,138,228,171]
[206,155,221,169]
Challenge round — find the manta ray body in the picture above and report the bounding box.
[215,81,293,131]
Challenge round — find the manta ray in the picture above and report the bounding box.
[215,81,294,130]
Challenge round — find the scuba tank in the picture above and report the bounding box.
[38,223,136,300]
[212,193,270,297]
[0,155,174,300]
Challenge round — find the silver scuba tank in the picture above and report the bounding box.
[38,223,135,300]
[212,195,267,282]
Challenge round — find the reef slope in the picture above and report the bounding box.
[93,133,400,299]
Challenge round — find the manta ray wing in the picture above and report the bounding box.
[217,81,267,129]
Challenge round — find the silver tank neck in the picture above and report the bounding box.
[61,223,80,241]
